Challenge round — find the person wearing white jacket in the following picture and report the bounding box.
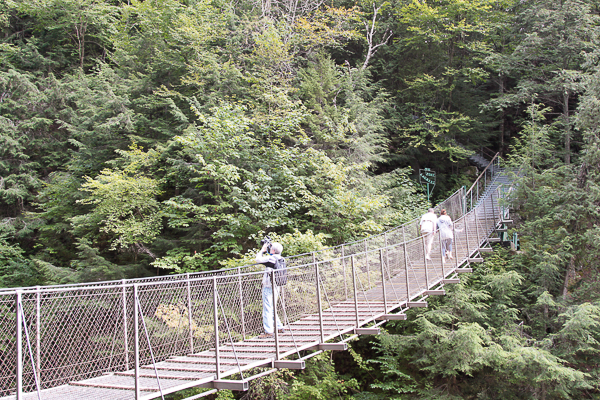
[420,208,438,260]
[256,242,285,338]
[437,209,454,261]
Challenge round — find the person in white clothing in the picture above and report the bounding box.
[437,209,454,261]
[256,241,285,338]
[420,208,437,260]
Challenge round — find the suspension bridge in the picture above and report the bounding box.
[0,154,517,400]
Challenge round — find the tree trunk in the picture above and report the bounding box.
[499,76,505,156]
[564,91,570,165]
[562,257,574,300]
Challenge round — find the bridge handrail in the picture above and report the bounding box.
[0,186,468,294]
[0,157,512,399]
[480,146,497,160]
[466,152,500,198]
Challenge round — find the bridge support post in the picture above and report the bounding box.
[386,246,393,302]
[213,277,221,380]
[474,200,482,251]
[271,271,280,360]
[237,267,246,340]
[439,225,446,278]
[384,235,391,300]
[453,223,459,271]
[186,273,194,353]
[491,189,498,229]
[133,284,140,399]
[464,211,471,263]
[462,186,467,215]
[484,166,487,189]
[365,241,370,288]
[35,287,41,385]
[342,245,348,301]
[16,291,23,400]
[502,185,510,221]
[314,253,324,343]
[379,249,387,313]
[421,235,430,289]
[351,255,359,328]
[121,280,129,371]
[402,227,410,303]
[482,189,489,240]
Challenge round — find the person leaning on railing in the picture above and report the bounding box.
[256,242,285,338]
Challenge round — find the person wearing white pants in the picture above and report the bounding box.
[437,209,454,261]
[256,242,284,338]
[420,208,438,260]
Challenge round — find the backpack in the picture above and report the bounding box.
[272,256,288,286]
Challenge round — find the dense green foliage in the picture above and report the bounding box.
[2,0,600,398]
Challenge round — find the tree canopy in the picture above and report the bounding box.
[2,0,600,398]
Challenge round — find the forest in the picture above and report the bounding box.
[1,0,600,398]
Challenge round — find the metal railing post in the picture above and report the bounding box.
[481,189,487,237]
[491,189,498,227]
[502,186,507,221]
[379,249,388,313]
[384,233,391,297]
[464,211,472,260]
[133,284,140,399]
[315,260,324,343]
[422,235,430,289]
[186,273,194,353]
[122,280,130,371]
[439,228,445,278]
[351,256,359,327]
[474,201,482,250]
[237,267,246,340]
[213,277,220,380]
[35,287,41,384]
[342,245,348,301]
[403,227,410,302]
[453,223,459,271]
[16,291,23,400]
[365,241,370,288]
[386,246,391,293]
[271,271,280,359]
[471,187,474,211]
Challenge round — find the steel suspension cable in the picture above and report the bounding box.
[135,294,165,400]
[18,302,42,400]
[383,246,402,304]
[278,288,302,359]
[317,268,346,342]
[354,253,377,319]
[216,291,245,381]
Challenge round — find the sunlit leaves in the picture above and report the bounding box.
[398,0,495,47]
[76,168,162,251]
[294,6,362,52]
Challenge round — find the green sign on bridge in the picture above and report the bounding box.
[419,168,436,202]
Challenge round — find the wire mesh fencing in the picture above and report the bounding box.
[0,161,514,400]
